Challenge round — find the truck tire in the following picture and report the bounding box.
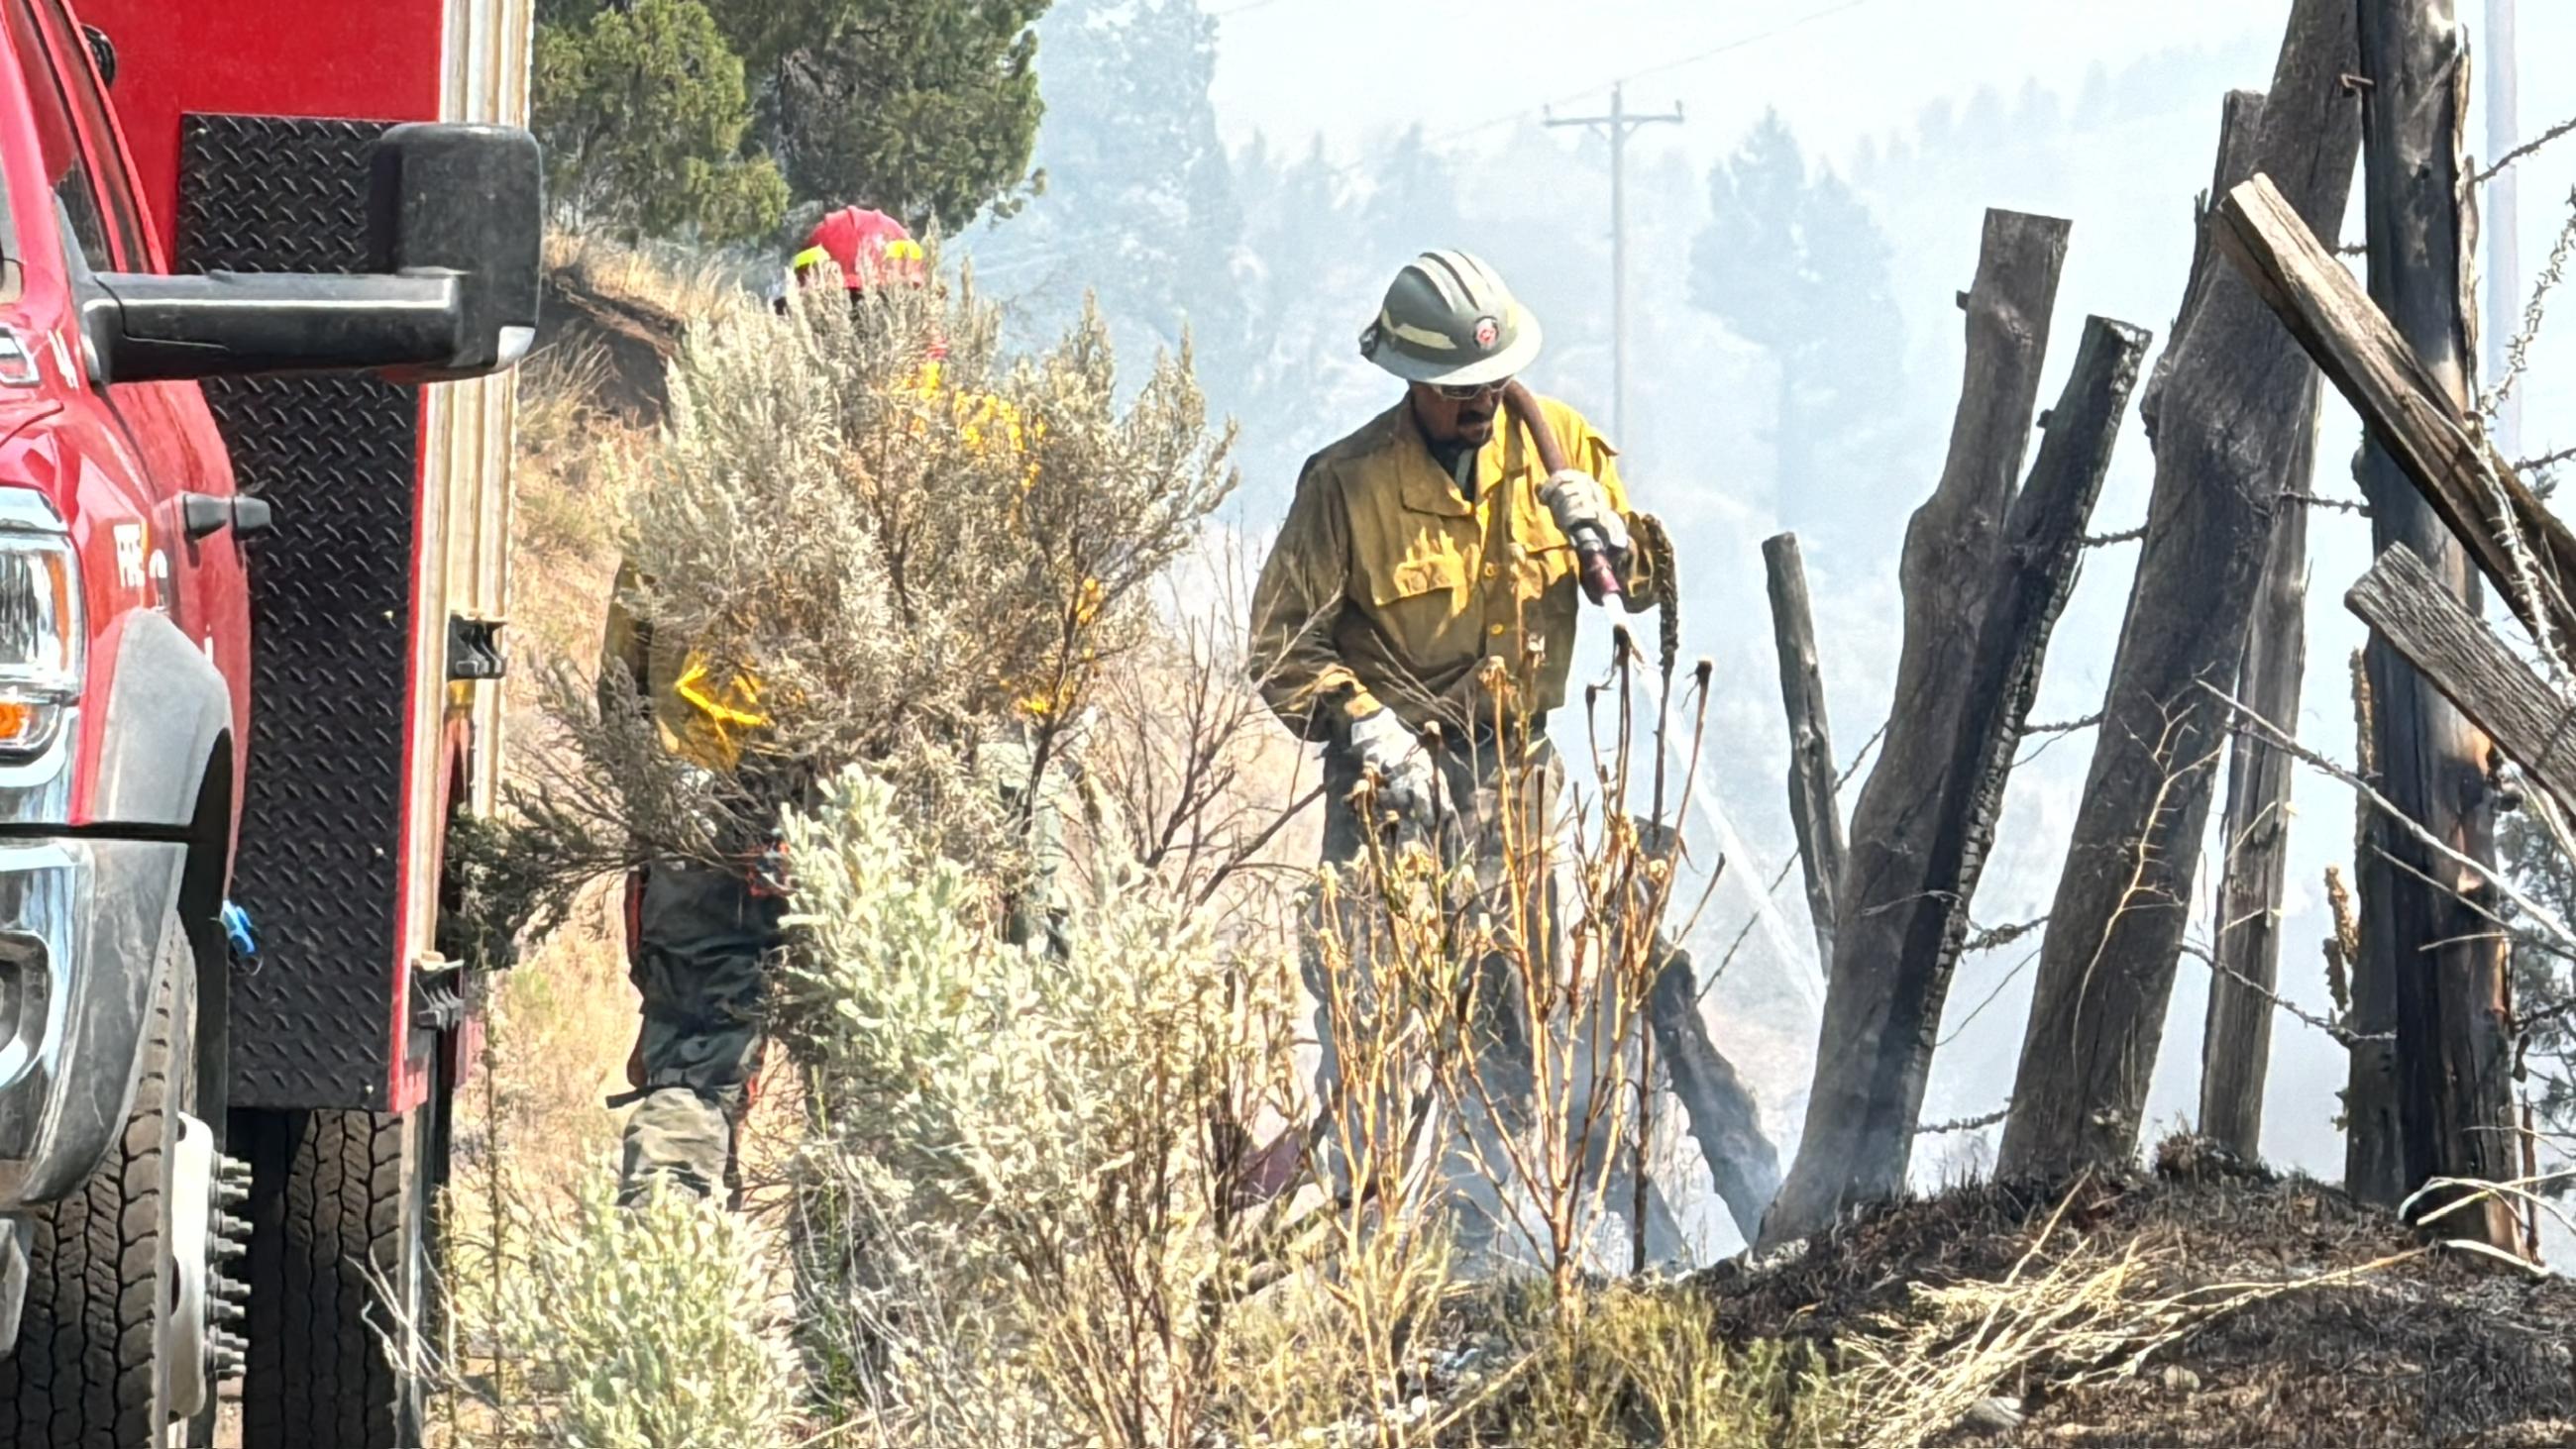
[0,925,195,1448]
[236,1094,444,1449]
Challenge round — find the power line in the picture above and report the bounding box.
[1413,0,1887,152]
[1624,0,1883,85]
[1547,85,1685,440]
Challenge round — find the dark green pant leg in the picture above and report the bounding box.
[618,859,786,1203]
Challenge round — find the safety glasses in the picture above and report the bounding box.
[1433,377,1509,401]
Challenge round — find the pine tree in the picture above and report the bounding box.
[1689,110,1904,553]
[533,0,791,243]
[1006,0,1245,361]
[725,0,1051,232]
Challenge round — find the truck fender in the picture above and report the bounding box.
[88,610,234,831]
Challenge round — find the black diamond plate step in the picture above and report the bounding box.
[179,114,416,1110]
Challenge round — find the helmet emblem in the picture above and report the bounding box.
[1473,316,1500,349]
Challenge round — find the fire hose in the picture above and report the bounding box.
[1501,380,1624,607]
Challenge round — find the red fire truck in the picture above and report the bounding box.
[0,0,537,1444]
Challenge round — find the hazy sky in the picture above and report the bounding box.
[1205,0,2572,210]
[1212,2,2266,159]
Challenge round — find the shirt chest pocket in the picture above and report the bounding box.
[1509,486,1577,592]
[1367,540,1472,609]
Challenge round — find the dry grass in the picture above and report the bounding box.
[1699,1149,2576,1446]
[543,229,750,327]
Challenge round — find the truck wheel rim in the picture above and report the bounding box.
[163,1112,250,1420]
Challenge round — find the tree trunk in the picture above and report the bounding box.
[1997,0,2361,1181]
[2352,0,2520,1254]
[1765,533,1847,974]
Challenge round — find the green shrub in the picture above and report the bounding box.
[492,1176,795,1448]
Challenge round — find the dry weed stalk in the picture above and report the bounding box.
[1337,626,1720,1319]
[1219,856,1465,1449]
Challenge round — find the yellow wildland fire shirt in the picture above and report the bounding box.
[1248,393,1661,743]
[599,560,771,774]
[603,362,1044,772]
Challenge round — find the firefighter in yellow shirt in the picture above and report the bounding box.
[1250,248,1661,852]
[1249,250,1668,1247]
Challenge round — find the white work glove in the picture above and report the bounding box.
[1540,468,1632,558]
[1343,706,1438,823]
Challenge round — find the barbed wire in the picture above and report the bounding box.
[2518,445,2576,479]
[1919,1104,2009,1135]
[1962,915,2047,954]
[2183,939,2391,1047]
[2475,114,2576,187]
[2483,186,2576,423]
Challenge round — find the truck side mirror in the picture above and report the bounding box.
[367,123,542,381]
[79,123,543,385]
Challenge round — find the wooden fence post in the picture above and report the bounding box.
[1998,0,2361,1181]
[1758,210,2069,1247]
[1764,533,1847,974]
[1765,316,2149,1249]
[2163,90,2323,1163]
[2348,0,2520,1252]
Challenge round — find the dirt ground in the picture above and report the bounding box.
[1696,1141,2576,1448]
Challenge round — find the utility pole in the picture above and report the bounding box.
[2486,0,2521,457]
[1547,84,1683,442]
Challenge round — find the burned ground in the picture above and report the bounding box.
[1694,1141,2576,1447]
